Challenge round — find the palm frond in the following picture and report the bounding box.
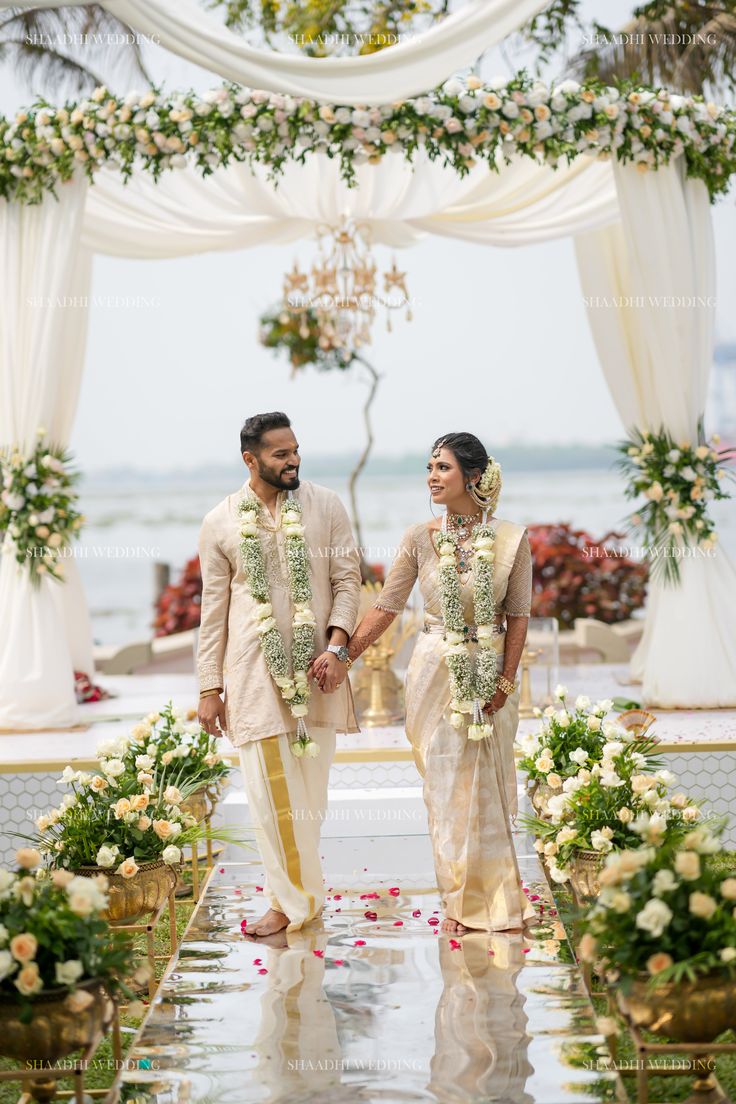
[0,4,152,97]
[571,2,736,96]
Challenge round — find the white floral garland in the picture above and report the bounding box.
[238,493,318,757]
[436,513,498,741]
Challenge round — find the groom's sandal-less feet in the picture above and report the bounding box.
[251,908,290,936]
[441,917,468,933]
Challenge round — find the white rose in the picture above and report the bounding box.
[569,747,588,766]
[653,869,678,896]
[291,704,308,718]
[55,959,84,985]
[591,830,614,853]
[162,845,182,865]
[719,947,736,963]
[574,695,591,710]
[0,950,16,981]
[95,845,118,868]
[635,898,673,937]
[103,759,125,778]
[554,685,568,701]
[303,740,320,758]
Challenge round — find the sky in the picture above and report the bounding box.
[1,0,734,471]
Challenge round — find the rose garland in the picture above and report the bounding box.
[436,519,498,741]
[615,426,734,585]
[1,75,733,206]
[0,429,84,586]
[238,494,319,756]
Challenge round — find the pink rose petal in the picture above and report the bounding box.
[412,909,422,918]
[428,918,439,926]
[313,950,324,958]
[354,940,366,946]
[449,939,461,950]
[257,968,268,974]
[393,921,403,927]
[388,887,400,896]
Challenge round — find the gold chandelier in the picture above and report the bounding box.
[282,217,412,355]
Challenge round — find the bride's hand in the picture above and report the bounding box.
[482,689,508,716]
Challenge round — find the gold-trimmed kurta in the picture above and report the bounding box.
[197,478,361,746]
[375,518,536,931]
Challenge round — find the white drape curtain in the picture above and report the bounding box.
[575,159,736,707]
[0,177,96,730]
[81,152,620,258]
[1,0,547,104]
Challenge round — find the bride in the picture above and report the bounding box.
[319,432,536,934]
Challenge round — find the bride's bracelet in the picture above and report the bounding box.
[497,674,517,696]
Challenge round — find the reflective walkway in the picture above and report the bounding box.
[119,831,623,1103]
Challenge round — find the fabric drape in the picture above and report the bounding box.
[82,152,620,258]
[0,177,95,729]
[1,0,548,105]
[575,159,736,707]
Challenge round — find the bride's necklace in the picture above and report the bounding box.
[447,508,483,572]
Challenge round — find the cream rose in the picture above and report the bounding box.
[646,952,673,975]
[689,892,717,919]
[674,850,701,880]
[15,848,41,870]
[116,857,139,879]
[15,963,43,997]
[153,819,173,839]
[10,933,38,963]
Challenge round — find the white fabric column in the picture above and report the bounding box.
[0,178,95,729]
[575,158,736,707]
[1,0,548,104]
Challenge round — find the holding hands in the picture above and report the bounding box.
[309,641,351,694]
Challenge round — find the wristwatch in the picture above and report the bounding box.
[327,644,352,668]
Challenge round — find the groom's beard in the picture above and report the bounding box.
[257,461,300,491]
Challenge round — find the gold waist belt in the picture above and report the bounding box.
[422,623,506,648]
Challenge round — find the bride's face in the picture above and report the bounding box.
[426,447,466,506]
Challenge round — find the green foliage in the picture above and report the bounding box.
[207,0,448,55]
[259,305,358,370]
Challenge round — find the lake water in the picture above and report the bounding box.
[75,467,736,645]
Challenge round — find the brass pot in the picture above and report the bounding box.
[530,782,555,817]
[0,977,112,1065]
[74,860,178,924]
[617,971,736,1042]
[180,786,208,823]
[569,848,604,901]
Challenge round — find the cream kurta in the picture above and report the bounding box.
[375,517,536,931]
[197,478,361,746]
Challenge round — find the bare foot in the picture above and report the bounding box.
[441,917,468,934]
[251,909,289,936]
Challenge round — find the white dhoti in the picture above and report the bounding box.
[238,726,336,932]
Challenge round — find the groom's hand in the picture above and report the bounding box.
[198,693,227,737]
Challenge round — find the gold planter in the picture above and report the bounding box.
[74,860,178,924]
[530,782,555,817]
[0,978,112,1065]
[180,786,208,823]
[617,971,736,1043]
[569,849,604,901]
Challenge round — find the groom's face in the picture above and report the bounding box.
[249,427,301,490]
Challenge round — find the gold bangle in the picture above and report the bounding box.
[497,675,517,696]
[199,688,222,699]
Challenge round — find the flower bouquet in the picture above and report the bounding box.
[516,686,636,815]
[577,822,736,1041]
[523,737,698,892]
[615,425,734,584]
[126,701,233,818]
[0,847,136,1045]
[0,431,83,585]
[21,729,246,922]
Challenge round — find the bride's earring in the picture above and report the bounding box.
[429,493,438,517]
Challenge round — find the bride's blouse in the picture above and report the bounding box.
[372,520,532,622]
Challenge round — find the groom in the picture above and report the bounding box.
[197,411,361,936]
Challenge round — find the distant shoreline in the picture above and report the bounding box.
[81,444,620,485]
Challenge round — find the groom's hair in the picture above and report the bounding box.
[240,411,292,454]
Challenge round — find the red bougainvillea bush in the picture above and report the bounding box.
[528,523,647,628]
[153,555,202,637]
